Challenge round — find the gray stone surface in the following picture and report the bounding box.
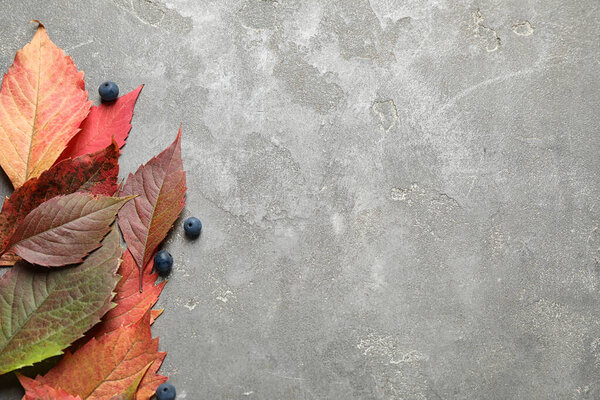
[0,0,599,398]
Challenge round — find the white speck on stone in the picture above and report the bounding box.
[330,213,345,235]
[216,290,234,303]
[512,21,534,36]
[184,299,199,311]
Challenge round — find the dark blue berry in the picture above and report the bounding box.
[183,217,202,238]
[98,81,119,102]
[154,250,173,276]
[155,383,176,400]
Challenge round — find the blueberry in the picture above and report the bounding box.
[153,250,173,276]
[155,383,176,400]
[98,81,119,102]
[183,217,202,238]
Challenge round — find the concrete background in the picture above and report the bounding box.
[0,0,599,399]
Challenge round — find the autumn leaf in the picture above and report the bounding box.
[109,362,153,400]
[0,252,20,266]
[87,252,168,397]
[0,21,91,188]
[59,85,143,161]
[33,312,165,400]
[118,129,186,290]
[151,308,164,323]
[0,141,119,261]
[91,249,165,338]
[0,227,121,375]
[136,351,167,400]
[19,368,148,400]
[18,375,82,400]
[5,192,131,266]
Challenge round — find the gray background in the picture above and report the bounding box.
[0,0,599,399]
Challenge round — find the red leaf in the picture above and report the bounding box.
[136,351,168,400]
[0,142,119,260]
[150,308,164,324]
[35,312,165,400]
[0,22,91,188]
[118,129,186,290]
[7,193,131,266]
[92,249,165,338]
[18,375,82,400]
[60,86,143,160]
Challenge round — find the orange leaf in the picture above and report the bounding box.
[109,361,153,400]
[136,352,167,400]
[92,249,165,338]
[118,129,186,290]
[59,85,143,160]
[0,21,91,188]
[150,309,164,324]
[18,375,82,400]
[34,313,164,400]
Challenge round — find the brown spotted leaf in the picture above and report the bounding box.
[0,141,119,261]
[0,252,20,266]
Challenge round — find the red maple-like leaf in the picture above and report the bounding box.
[32,312,165,400]
[150,309,164,323]
[18,375,82,400]
[136,351,167,400]
[92,249,165,338]
[59,86,143,161]
[118,129,186,290]
[0,142,119,261]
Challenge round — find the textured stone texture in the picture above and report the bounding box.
[0,1,599,399]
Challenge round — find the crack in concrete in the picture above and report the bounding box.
[390,183,462,209]
[110,0,192,33]
[472,9,501,52]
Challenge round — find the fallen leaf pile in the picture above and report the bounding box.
[0,22,186,399]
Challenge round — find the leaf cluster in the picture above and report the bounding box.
[0,22,187,400]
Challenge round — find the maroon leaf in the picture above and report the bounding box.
[0,142,119,260]
[118,129,186,290]
[6,193,132,266]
